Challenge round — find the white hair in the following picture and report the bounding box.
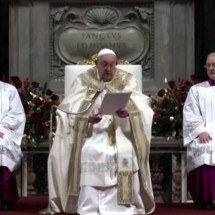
[97,48,116,57]
[207,52,215,59]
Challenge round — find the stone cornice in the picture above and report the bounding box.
[9,0,154,4]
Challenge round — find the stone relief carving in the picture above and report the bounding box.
[49,4,154,79]
[84,8,119,25]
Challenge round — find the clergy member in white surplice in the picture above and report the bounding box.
[183,52,215,210]
[47,48,155,215]
[0,80,26,210]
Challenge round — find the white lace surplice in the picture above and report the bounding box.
[183,81,215,172]
[0,81,26,171]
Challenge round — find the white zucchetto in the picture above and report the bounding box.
[97,48,116,57]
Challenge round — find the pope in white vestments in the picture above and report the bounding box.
[47,49,155,214]
[183,52,215,210]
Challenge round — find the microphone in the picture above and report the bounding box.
[48,88,104,145]
[50,87,104,116]
[89,87,104,106]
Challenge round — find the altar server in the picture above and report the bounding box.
[0,80,26,210]
[183,52,215,210]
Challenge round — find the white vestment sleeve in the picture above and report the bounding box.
[0,85,26,146]
[183,85,207,145]
[0,81,26,171]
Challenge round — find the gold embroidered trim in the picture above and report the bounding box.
[117,171,133,204]
[67,91,95,196]
[68,116,88,196]
[129,108,149,188]
[108,117,116,146]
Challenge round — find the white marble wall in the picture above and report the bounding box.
[153,0,194,93]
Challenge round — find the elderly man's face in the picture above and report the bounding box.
[96,54,117,82]
[205,54,215,80]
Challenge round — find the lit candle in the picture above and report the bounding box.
[164,78,168,83]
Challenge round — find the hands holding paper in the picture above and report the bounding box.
[88,91,131,124]
[88,107,129,124]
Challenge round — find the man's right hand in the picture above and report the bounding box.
[198,131,212,143]
[88,114,102,124]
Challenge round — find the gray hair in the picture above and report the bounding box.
[207,52,215,59]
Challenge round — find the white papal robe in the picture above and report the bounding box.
[47,67,155,214]
[183,81,215,172]
[0,81,26,171]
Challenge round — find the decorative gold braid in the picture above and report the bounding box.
[68,116,88,196]
[126,100,140,153]
[117,171,133,204]
[108,117,116,146]
[128,100,149,188]
[68,89,98,196]
[77,54,98,65]
[77,54,129,65]
[116,100,138,205]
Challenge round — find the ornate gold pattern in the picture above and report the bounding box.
[117,171,133,204]
[108,118,116,146]
[77,54,129,65]
[77,54,98,65]
[129,110,149,190]
[68,116,89,196]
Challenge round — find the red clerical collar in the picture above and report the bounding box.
[208,79,215,86]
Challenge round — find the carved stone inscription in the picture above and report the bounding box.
[57,28,147,63]
[50,5,154,79]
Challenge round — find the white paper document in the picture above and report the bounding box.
[99,92,131,115]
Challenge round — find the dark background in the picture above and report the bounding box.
[1,0,215,80]
[195,0,215,80]
[0,0,9,79]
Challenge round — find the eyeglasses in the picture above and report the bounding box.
[99,62,116,69]
[204,63,215,69]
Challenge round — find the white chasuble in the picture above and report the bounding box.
[183,81,215,172]
[80,115,118,187]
